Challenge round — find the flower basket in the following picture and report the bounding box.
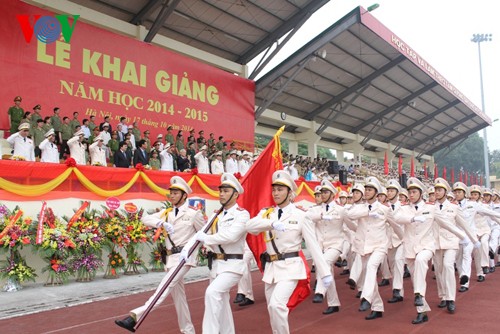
[124,243,148,275]
[72,252,103,282]
[103,248,124,279]
[1,249,37,292]
[149,243,166,272]
[43,254,72,286]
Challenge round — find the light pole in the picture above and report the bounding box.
[471,33,492,188]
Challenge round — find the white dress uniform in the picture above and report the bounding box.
[247,203,330,334]
[488,201,500,266]
[238,159,251,176]
[129,182,205,333]
[225,157,238,174]
[194,151,209,173]
[159,149,174,171]
[202,203,249,334]
[211,159,225,175]
[67,135,86,165]
[89,140,107,166]
[39,138,59,163]
[236,242,255,302]
[7,131,35,161]
[307,199,348,309]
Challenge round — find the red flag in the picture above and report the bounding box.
[451,168,455,183]
[410,157,415,177]
[443,166,447,180]
[384,152,389,175]
[238,126,311,310]
[465,171,468,185]
[424,162,428,179]
[459,171,463,183]
[480,175,483,186]
[398,155,402,176]
[434,164,438,180]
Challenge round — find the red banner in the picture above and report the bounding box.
[36,201,47,245]
[66,201,89,230]
[0,0,255,148]
[384,152,389,175]
[0,210,23,239]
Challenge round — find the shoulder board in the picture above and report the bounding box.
[262,207,273,210]
[401,203,409,206]
[450,202,458,206]
[236,207,245,211]
[426,201,434,205]
[188,205,198,210]
[382,203,390,207]
[295,206,307,212]
[214,209,219,213]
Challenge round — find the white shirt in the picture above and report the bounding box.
[195,151,209,173]
[100,130,111,145]
[225,158,238,174]
[89,142,107,166]
[238,159,251,176]
[7,132,35,161]
[211,159,224,175]
[159,150,174,171]
[68,136,86,165]
[39,138,59,163]
[82,125,91,139]
[119,123,128,135]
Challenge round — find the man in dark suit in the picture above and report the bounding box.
[114,141,131,168]
[133,139,149,166]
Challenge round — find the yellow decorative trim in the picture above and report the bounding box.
[0,168,72,196]
[73,168,140,197]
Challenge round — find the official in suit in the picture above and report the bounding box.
[133,139,149,166]
[246,170,332,334]
[191,173,249,334]
[432,178,478,314]
[115,176,205,333]
[392,177,466,324]
[114,141,131,168]
[307,179,348,314]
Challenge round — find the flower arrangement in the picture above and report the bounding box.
[1,257,36,291]
[10,155,26,161]
[69,216,104,281]
[149,244,166,272]
[41,255,72,285]
[71,253,103,282]
[122,211,149,275]
[104,250,125,278]
[65,157,76,167]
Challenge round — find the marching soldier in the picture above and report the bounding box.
[246,170,332,333]
[191,173,249,334]
[6,122,35,161]
[233,242,256,307]
[307,179,348,315]
[487,189,500,271]
[115,176,205,333]
[432,178,478,314]
[39,129,59,163]
[392,177,466,324]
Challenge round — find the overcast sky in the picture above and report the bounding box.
[253,0,500,152]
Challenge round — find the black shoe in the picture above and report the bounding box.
[115,316,136,333]
[490,266,496,273]
[311,265,316,273]
[233,293,245,304]
[359,298,371,312]
[355,291,362,298]
[340,269,350,276]
[313,280,317,290]
[334,258,343,267]
[239,298,254,307]
[447,300,455,314]
[483,267,489,275]
[437,300,447,308]
[414,294,423,307]
[459,275,469,285]
[323,306,340,314]
[378,278,390,287]
[412,313,428,324]
[403,265,411,278]
[312,293,324,303]
[365,311,383,320]
[346,278,356,290]
[388,289,403,303]
[478,275,485,282]
[458,286,468,292]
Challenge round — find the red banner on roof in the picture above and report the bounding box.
[0,0,255,148]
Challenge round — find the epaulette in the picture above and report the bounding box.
[261,207,273,211]
[426,201,434,205]
[382,202,390,207]
[295,205,307,212]
[236,207,245,211]
[401,203,409,206]
[188,205,198,210]
[214,209,219,213]
[450,202,458,206]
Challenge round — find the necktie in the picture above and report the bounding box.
[23,138,26,142]
[391,204,395,210]
[278,209,283,219]
[224,211,227,216]
[99,148,101,151]
[326,204,329,212]
[368,204,372,211]
[415,206,418,211]
[51,144,53,148]
[175,208,179,216]
[439,204,443,210]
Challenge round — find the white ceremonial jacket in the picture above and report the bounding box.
[39,138,59,163]
[89,142,107,166]
[307,201,349,252]
[457,199,500,240]
[433,200,478,250]
[7,132,35,161]
[67,136,86,165]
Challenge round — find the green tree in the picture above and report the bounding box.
[435,133,485,177]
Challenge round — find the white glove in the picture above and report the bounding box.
[459,238,469,245]
[413,215,426,223]
[179,248,189,262]
[322,275,333,288]
[163,222,174,234]
[180,237,197,261]
[368,212,380,219]
[474,241,482,249]
[195,230,207,242]
[271,221,286,232]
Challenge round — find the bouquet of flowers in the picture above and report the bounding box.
[102,215,128,278]
[70,253,103,282]
[122,211,149,275]
[1,256,37,291]
[105,250,125,278]
[70,216,104,281]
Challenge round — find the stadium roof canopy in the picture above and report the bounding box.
[68,0,329,78]
[255,6,492,158]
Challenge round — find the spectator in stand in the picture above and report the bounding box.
[114,141,131,168]
[116,124,125,142]
[60,116,72,159]
[107,131,119,165]
[239,151,252,176]
[21,111,32,136]
[67,129,86,165]
[30,104,43,130]
[177,148,190,172]
[39,129,59,163]
[175,131,185,152]
[133,139,149,166]
[143,130,151,154]
[195,145,209,173]
[156,134,164,151]
[225,150,239,174]
[187,141,197,168]
[51,107,62,145]
[88,115,97,132]
[124,133,134,158]
[287,160,299,180]
[69,111,80,135]
[8,96,24,135]
[197,130,205,149]
[89,135,107,166]
[132,121,141,147]
[127,125,136,151]
[165,126,175,145]
[159,143,175,171]
[32,119,46,158]
[42,116,52,133]
[211,151,224,175]
[81,118,91,141]
[7,123,35,161]
[99,116,112,132]
[149,149,161,170]
[215,136,225,151]
[100,123,111,145]
[118,116,128,136]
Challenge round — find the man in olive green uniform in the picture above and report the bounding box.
[33,119,46,158]
[143,130,151,154]
[30,104,43,130]
[8,96,24,134]
[42,116,52,133]
[165,126,175,146]
[88,115,97,132]
[132,121,141,148]
[60,117,72,159]
[107,131,120,164]
[69,111,80,135]
[51,107,62,145]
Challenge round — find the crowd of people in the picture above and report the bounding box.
[112,170,500,333]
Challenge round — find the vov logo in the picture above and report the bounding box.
[17,14,80,44]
